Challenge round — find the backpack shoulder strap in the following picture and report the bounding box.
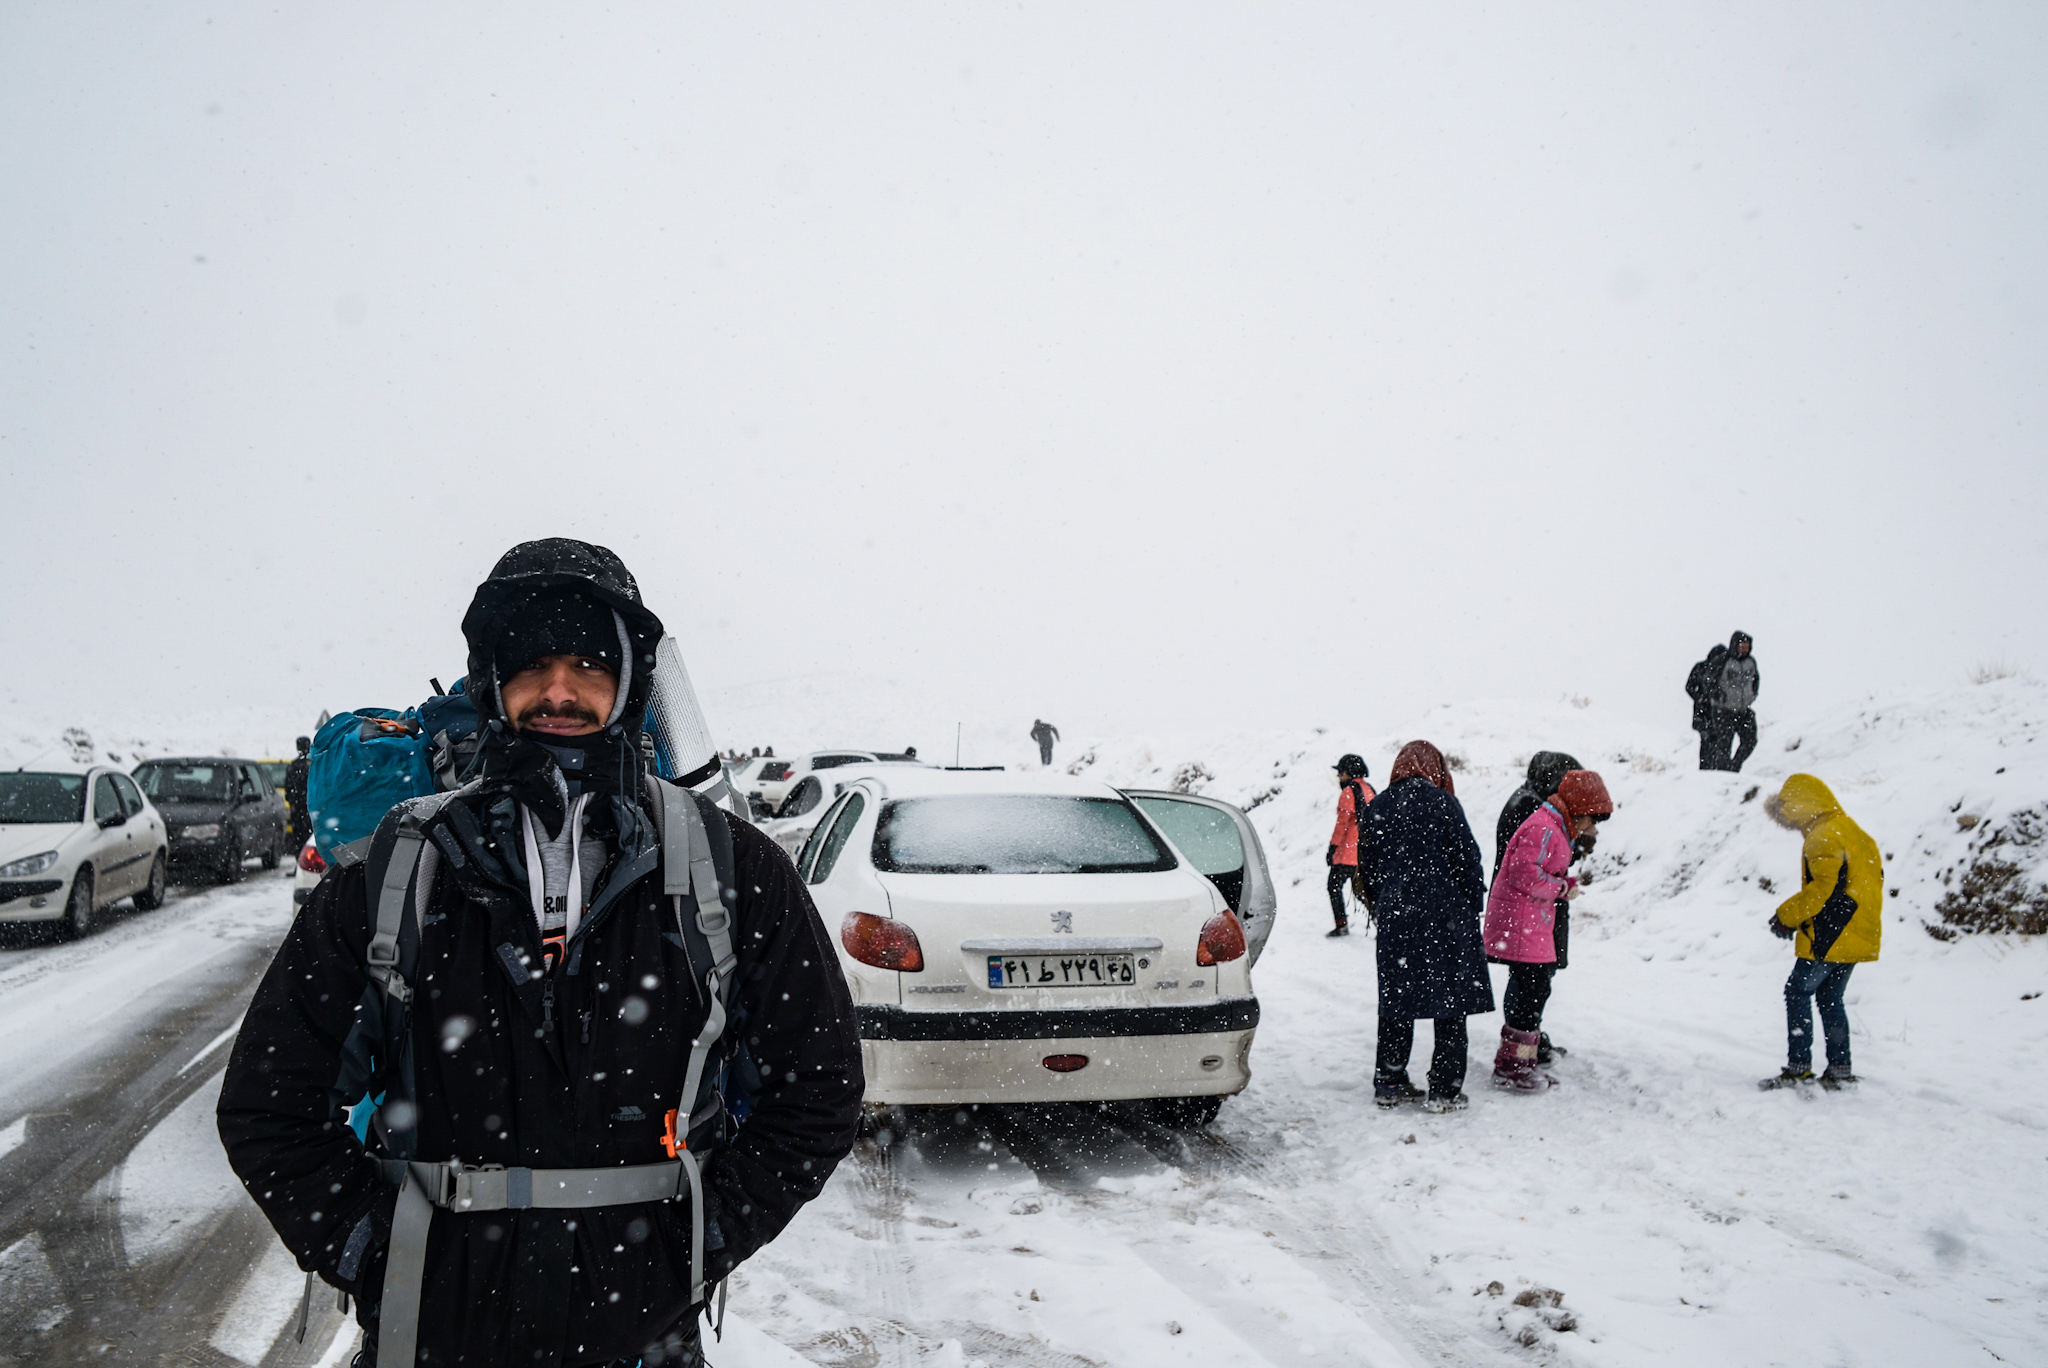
[645,774,742,1308]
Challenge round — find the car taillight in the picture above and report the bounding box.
[1195,909,1246,966]
[297,842,326,874]
[841,911,924,971]
[1042,1055,1089,1072]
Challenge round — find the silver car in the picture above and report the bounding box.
[0,766,169,939]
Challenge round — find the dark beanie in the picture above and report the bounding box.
[493,588,620,680]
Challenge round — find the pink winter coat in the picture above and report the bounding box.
[1482,800,1577,964]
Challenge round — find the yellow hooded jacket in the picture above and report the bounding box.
[1774,774,1883,963]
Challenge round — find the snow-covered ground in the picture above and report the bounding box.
[3,677,2043,1365]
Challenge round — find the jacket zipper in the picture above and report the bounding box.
[541,975,556,1034]
[579,1008,593,1046]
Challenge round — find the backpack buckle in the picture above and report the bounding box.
[661,1108,684,1158]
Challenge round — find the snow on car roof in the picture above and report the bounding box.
[837,766,1127,802]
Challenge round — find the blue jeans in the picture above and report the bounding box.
[1785,959,1855,1071]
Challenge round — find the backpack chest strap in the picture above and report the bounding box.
[375,1156,693,1368]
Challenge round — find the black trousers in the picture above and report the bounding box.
[1376,1015,1469,1096]
[1327,864,1355,924]
[1038,741,1054,765]
[1700,708,1758,772]
[1502,962,1556,1032]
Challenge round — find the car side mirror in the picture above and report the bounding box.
[98,812,126,829]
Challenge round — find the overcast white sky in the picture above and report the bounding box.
[4,3,2044,751]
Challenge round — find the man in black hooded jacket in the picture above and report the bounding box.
[218,539,863,1367]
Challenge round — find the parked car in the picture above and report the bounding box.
[760,761,921,857]
[797,768,1258,1125]
[130,757,289,883]
[0,766,168,939]
[1123,789,1280,967]
[746,750,899,818]
[255,759,292,796]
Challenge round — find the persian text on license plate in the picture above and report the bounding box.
[987,953,1136,988]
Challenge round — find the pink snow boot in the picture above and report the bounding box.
[1491,1026,1551,1092]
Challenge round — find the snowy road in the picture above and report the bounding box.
[0,872,360,1368]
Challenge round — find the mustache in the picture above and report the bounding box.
[516,700,603,727]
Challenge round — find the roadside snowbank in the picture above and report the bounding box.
[1020,677,2048,1363]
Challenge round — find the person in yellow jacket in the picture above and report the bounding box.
[1760,774,1883,1090]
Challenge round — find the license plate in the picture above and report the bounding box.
[986,953,1136,988]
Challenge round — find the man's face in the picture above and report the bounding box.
[500,655,618,737]
[1736,640,1750,657]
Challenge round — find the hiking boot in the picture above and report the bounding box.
[1326,921,1350,938]
[1421,1091,1469,1114]
[1491,1026,1550,1092]
[1758,1066,1815,1091]
[1536,1032,1566,1064]
[1818,1064,1858,1091]
[1374,1078,1424,1109]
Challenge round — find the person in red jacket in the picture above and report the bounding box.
[1326,754,1376,937]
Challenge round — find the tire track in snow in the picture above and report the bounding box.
[0,875,322,1365]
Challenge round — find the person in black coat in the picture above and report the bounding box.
[217,540,863,1368]
[1358,740,1496,1113]
[1493,751,1581,874]
[284,735,311,851]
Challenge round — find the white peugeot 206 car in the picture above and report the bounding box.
[798,768,1258,1126]
[0,766,169,939]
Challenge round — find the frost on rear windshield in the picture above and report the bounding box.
[872,796,1177,874]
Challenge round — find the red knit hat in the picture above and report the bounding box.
[1554,770,1614,821]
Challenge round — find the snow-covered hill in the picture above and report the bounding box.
[1026,676,2048,1363]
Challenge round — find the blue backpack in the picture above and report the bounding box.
[306,682,481,859]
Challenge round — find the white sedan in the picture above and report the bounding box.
[797,769,1258,1125]
[0,766,169,939]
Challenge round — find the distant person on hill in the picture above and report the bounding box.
[1029,719,1060,766]
[1325,754,1376,938]
[1484,770,1613,1091]
[1358,741,1494,1113]
[1684,642,1728,768]
[903,745,917,760]
[1695,632,1760,772]
[284,736,311,851]
[1760,774,1884,1091]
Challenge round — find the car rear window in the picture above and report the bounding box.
[758,761,793,782]
[872,796,1176,875]
[1132,796,1245,876]
[810,754,869,770]
[133,763,234,801]
[0,772,87,824]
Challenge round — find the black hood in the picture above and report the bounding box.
[460,538,666,731]
[1729,630,1752,655]
[1525,751,1581,796]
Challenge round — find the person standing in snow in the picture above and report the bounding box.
[1358,741,1495,1112]
[1700,632,1760,772]
[1029,718,1060,766]
[1483,770,1613,1090]
[1760,773,1883,1090]
[1493,752,1582,874]
[1325,754,1376,938]
[284,735,312,851]
[1684,643,1728,769]
[217,539,864,1367]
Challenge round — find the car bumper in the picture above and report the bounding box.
[0,875,70,922]
[167,833,230,859]
[854,998,1258,1106]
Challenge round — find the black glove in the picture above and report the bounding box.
[1326,844,1336,867]
[1767,913,1796,941]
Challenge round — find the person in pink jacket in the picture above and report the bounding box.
[1483,769,1613,1091]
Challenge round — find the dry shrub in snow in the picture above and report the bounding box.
[1934,807,2048,937]
[1968,659,2020,685]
